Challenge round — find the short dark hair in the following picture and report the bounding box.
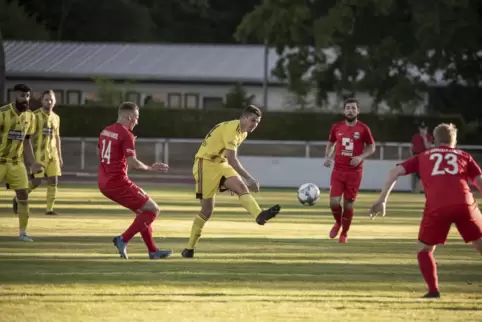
[242,104,262,118]
[13,84,31,93]
[118,101,138,112]
[343,98,359,109]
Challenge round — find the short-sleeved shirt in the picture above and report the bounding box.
[328,120,375,171]
[32,108,60,162]
[97,123,136,185]
[412,133,433,154]
[399,146,482,212]
[195,120,248,163]
[0,103,36,164]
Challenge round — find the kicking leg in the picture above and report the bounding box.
[15,189,33,242]
[339,199,354,243]
[223,176,280,225]
[45,176,58,215]
[182,198,214,258]
[13,177,41,215]
[329,197,342,239]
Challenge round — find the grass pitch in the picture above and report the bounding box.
[0,184,481,322]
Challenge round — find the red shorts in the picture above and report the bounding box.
[418,202,482,245]
[99,179,150,213]
[329,170,362,202]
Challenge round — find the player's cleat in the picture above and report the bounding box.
[339,235,347,243]
[329,222,341,239]
[422,291,441,299]
[45,211,58,216]
[112,236,129,259]
[181,248,195,258]
[256,204,281,225]
[19,234,33,242]
[12,197,18,215]
[149,249,173,259]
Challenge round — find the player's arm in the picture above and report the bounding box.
[24,114,42,172]
[467,156,482,193]
[123,134,168,172]
[325,125,337,159]
[56,118,63,166]
[360,126,376,159]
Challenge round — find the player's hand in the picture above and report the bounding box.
[246,177,260,193]
[151,163,169,172]
[368,201,386,220]
[350,156,364,167]
[31,162,43,174]
[59,158,64,168]
[323,158,332,168]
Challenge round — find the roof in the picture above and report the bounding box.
[5,40,283,84]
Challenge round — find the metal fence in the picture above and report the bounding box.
[61,137,482,175]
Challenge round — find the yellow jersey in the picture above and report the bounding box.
[32,108,60,162]
[0,104,36,164]
[195,120,248,163]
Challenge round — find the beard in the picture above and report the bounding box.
[15,100,30,112]
[345,114,357,123]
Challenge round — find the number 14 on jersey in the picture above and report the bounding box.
[101,139,112,164]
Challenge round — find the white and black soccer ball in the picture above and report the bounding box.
[297,183,320,206]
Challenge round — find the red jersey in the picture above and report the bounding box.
[328,120,375,172]
[399,146,482,212]
[97,123,136,185]
[412,133,433,154]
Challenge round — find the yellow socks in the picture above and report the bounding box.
[186,212,208,249]
[17,200,29,235]
[239,193,262,218]
[46,184,57,212]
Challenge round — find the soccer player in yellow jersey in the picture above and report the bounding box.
[0,84,42,241]
[182,105,281,258]
[14,90,63,215]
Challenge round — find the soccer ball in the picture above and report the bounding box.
[297,183,320,206]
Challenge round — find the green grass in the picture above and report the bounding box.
[0,185,481,322]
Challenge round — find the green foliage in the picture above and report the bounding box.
[0,0,50,40]
[56,105,477,143]
[225,83,255,109]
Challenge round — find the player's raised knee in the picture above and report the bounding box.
[416,240,435,253]
[329,197,341,209]
[141,199,160,214]
[343,200,355,210]
[224,176,249,196]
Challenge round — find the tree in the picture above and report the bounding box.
[0,0,49,39]
[225,83,255,109]
[236,0,482,112]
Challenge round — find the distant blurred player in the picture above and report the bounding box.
[0,84,42,241]
[324,98,376,243]
[411,121,433,192]
[182,105,281,258]
[13,90,63,215]
[369,123,482,298]
[97,102,172,259]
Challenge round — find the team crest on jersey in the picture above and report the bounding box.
[353,132,360,139]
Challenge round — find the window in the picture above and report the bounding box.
[53,89,64,104]
[202,96,224,109]
[66,90,82,105]
[184,93,200,109]
[125,92,141,106]
[167,93,182,108]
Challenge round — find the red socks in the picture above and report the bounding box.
[331,205,342,224]
[341,208,354,235]
[140,224,158,253]
[122,210,157,243]
[417,251,439,293]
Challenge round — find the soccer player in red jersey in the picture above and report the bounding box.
[324,98,376,243]
[369,123,482,298]
[97,102,172,260]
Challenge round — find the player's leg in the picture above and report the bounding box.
[328,170,344,239]
[6,164,33,241]
[339,172,362,243]
[12,164,41,215]
[182,159,219,258]
[222,172,281,225]
[453,203,482,255]
[138,199,173,260]
[416,211,451,298]
[44,159,62,215]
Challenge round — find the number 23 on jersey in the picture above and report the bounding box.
[430,152,458,176]
[100,139,112,164]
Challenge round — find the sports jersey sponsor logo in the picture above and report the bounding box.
[8,130,26,141]
[101,130,119,139]
[341,137,354,156]
[42,128,53,137]
[353,132,360,139]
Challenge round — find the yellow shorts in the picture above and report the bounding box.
[0,163,29,190]
[193,158,239,199]
[33,158,62,179]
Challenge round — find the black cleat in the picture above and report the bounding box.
[422,291,441,299]
[12,197,18,215]
[45,211,59,216]
[256,204,281,225]
[181,248,195,258]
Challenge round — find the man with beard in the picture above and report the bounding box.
[0,84,42,241]
[13,90,63,216]
[323,98,376,243]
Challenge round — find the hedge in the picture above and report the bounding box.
[55,105,477,143]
